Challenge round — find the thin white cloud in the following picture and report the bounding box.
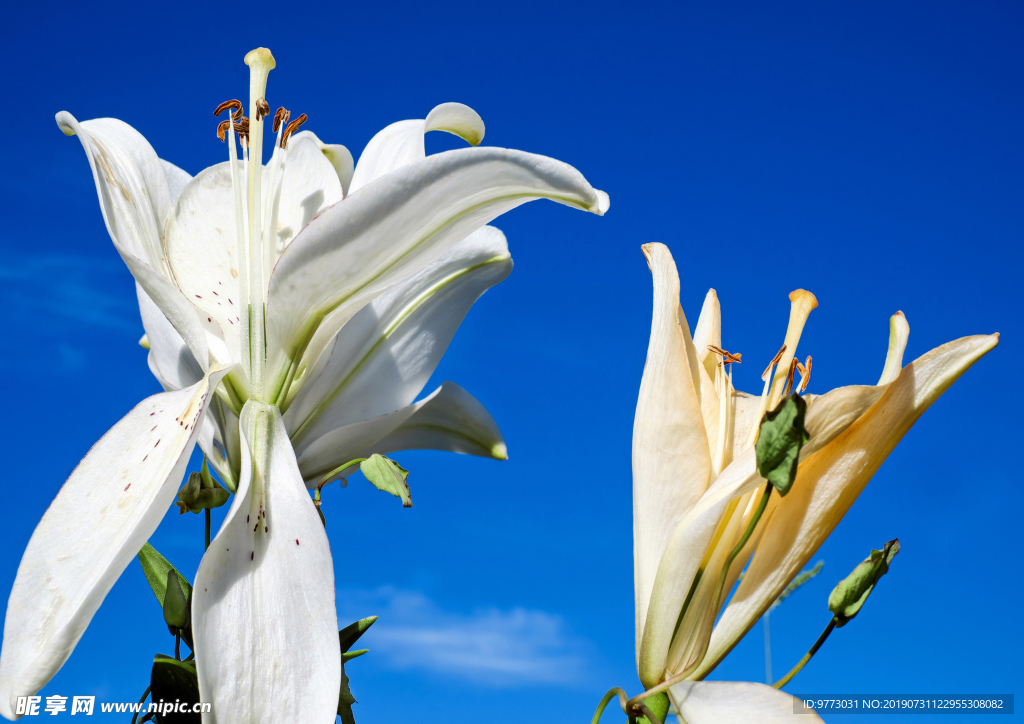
[338,587,594,687]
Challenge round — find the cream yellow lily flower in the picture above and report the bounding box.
[633,242,997,696]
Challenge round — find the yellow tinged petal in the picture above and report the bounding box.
[633,243,713,672]
[692,289,722,374]
[693,333,999,679]
[878,311,910,385]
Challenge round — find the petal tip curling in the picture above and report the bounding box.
[55,111,78,136]
[492,442,509,461]
[593,189,610,215]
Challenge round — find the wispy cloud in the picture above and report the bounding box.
[338,587,595,687]
[0,254,138,335]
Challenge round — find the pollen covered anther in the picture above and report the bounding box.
[796,356,812,393]
[272,107,290,133]
[256,98,270,120]
[216,120,230,142]
[783,357,799,395]
[761,344,787,382]
[213,99,243,118]
[279,113,307,149]
[708,345,742,366]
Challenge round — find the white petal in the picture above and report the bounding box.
[692,289,722,371]
[137,282,202,392]
[271,136,345,252]
[632,243,711,680]
[669,681,824,723]
[696,334,999,679]
[0,368,229,718]
[265,146,606,402]
[289,130,355,197]
[296,381,507,485]
[193,403,339,723]
[424,102,486,145]
[285,226,512,449]
[160,159,192,206]
[372,381,507,460]
[57,111,210,369]
[197,397,242,493]
[348,102,485,195]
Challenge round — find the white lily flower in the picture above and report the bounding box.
[0,48,607,722]
[632,243,996,713]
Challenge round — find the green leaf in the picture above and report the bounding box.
[360,455,412,507]
[150,656,201,723]
[138,543,193,609]
[756,394,810,496]
[163,570,190,633]
[633,692,670,724]
[339,616,377,653]
[338,661,357,724]
[828,538,900,627]
[342,649,368,662]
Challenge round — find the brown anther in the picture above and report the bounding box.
[279,113,308,149]
[216,119,231,142]
[214,99,243,117]
[707,345,742,366]
[234,117,250,139]
[796,356,812,393]
[761,344,787,382]
[272,107,291,133]
[256,98,270,120]
[783,357,799,396]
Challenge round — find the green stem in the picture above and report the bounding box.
[174,632,181,661]
[318,458,368,487]
[204,508,211,551]
[130,686,152,724]
[591,687,628,724]
[773,618,836,689]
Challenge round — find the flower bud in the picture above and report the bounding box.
[162,569,190,634]
[828,538,899,627]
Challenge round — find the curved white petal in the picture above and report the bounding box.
[285,226,512,449]
[878,311,910,385]
[695,333,999,679]
[0,368,229,718]
[193,403,339,724]
[633,243,711,678]
[296,381,507,485]
[669,681,823,723]
[56,111,210,369]
[349,103,485,195]
[266,147,607,403]
[372,381,506,460]
[424,102,486,145]
[290,131,355,198]
[272,136,345,252]
[692,289,722,369]
[137,282,202,392]
[160,159,192,206]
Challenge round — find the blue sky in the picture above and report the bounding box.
[1,1,1021,722]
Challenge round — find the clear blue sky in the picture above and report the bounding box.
[1,1,1020,722]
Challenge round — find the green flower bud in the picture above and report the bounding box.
[828,538,899,627]
[162,569,190,634]
[756,394,810,497]
[175,469,230,514]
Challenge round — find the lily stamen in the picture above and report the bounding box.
[761,344,786,382]
[213,99,243,118]
[783,357,799,395]
[707,345,742,366]
[280,113,307,149]
[796,356,812,393]
[272,107,290,133]
[256,97,270,120]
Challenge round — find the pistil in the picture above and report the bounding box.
[243,47,276,400]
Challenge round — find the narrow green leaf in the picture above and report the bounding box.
[828,538,900,627]
[339,616,378,653]
[151,656,201,723]
[138,543,193,609]
[756,394,810,496]
[342,649,368,662]
[360,455,412,507]
[338,661,357,724]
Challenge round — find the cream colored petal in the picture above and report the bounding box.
[692,289,721,373]
[694,333,999,679]
[670,681,824,723]
[633,243,712,673]
[878,311,910,385]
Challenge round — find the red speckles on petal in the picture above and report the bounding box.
[195,295,202,299]
[208,317,212,322]
[151,425,157,431]
[212,291,219,296]
[124,483,131,491]
[296,539,300,545]
[143,454,148,462]
[264,526,268,532]
[228,299,234,305]
[228,319,234,325]
[250,551,254,560]
[154,439,161,447]
[149,412,155,416]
